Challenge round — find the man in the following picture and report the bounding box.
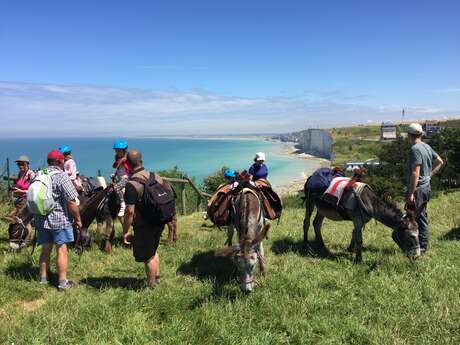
[122,150,173,288]
[406,123,444,254]
[36,150,82,290]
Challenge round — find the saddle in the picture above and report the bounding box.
[315,178,368,220]
[207,178,282,226]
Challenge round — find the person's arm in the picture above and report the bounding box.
[61,174,81,227]
[122,182,138,244]
[407,164,420,204]
[122,205,135,244]
[430,156,444,177]
[67,200,82,229]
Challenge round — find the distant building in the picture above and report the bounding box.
[380,121,397,141]
[345,158,380,171]
[423,120,441,138]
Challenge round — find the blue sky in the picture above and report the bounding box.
[1,0,459,136]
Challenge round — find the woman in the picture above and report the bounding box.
[248,152,268,181]
[10,155,35,239]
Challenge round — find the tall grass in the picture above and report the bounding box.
[1,190,459,344]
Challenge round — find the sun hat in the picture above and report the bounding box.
[255,152,266,161]
[407,123,424,135]
[15,155,30,163]
[47,150,65,161]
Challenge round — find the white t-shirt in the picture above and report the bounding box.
[64,159,78,180]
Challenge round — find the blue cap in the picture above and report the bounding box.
[224,169,236,178]
[59,145,72,154]
[113,140,128,150]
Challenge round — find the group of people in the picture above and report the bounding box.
[7,121,443,290]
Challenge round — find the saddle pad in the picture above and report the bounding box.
[324,177,351,204]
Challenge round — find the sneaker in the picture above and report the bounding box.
[57,280,78,291]
[39,277,49,285]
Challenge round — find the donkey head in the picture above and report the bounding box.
[392,210,420,259]
[216,224,270,293]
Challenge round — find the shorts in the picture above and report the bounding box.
[132,224,164,262]
[118,201,126,217]
[38,227,74,245]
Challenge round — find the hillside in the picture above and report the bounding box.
[1,191,459,344]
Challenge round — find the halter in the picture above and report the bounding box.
[8,216,28,244]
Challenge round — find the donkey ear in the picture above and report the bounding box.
[252,224,270,246]
[404,209,417,221]
[215,245,238,257]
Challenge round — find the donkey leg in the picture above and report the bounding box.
[313,213,326,249]
[258,242,266,277]
[103,218,114,254]
[352,220,364,263]
[303,201,314,246]
[225,223,234,246]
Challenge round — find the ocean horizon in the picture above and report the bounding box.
[0,137,322,188]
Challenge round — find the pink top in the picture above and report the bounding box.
[64,159,78,180]
[15,170,35,196]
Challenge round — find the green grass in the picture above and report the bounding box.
[1,191,460,345]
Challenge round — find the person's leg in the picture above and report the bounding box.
[416,186,431,251]
[53,228,75,289]
[144,253,160,288]
[56,243,68,282]
[39,243,53,283]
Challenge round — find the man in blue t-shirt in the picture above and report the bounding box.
[406,123,444,254]
[249,152,268,181]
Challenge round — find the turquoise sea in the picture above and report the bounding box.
[0,138,321,187]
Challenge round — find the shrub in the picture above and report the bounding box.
[202,166,228,194]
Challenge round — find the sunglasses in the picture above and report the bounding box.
[17,162,27,166]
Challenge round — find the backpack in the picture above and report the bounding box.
[207,184,233,226]
[130,173,176,226]
[307,168,335,191]
[27,169,59,215]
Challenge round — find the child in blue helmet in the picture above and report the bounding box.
[111,140,130,225]
[59,145,83,192]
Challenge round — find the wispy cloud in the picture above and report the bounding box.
[0,81,458,137]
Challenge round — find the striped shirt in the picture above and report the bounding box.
[35,166,79,230]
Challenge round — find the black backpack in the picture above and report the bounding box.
[131,173,176,225]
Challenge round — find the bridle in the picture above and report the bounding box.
[8,216,29,244]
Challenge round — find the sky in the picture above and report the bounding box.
[1,0,459,137]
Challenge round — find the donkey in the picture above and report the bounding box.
[216,186,270,293]
[303,179,421,262]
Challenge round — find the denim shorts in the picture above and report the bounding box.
[38,227,74,245]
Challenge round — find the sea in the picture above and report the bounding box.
[0,137,322,188]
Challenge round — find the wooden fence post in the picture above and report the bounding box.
[180,183,186,215]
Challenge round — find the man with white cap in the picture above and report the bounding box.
[406,123,444,254]
[249,152,268,181]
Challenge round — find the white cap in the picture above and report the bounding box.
[255,152,266,161]
[407,123,424,135]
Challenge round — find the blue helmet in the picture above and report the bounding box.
[59,145,71,154]
[224,169,236,178]
[113,140,128,150]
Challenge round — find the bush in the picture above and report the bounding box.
[201,166,228,194]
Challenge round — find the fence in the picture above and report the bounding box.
[2,158,212,216]
[162,176,212,215]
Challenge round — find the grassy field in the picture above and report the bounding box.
[1,191,459,345]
